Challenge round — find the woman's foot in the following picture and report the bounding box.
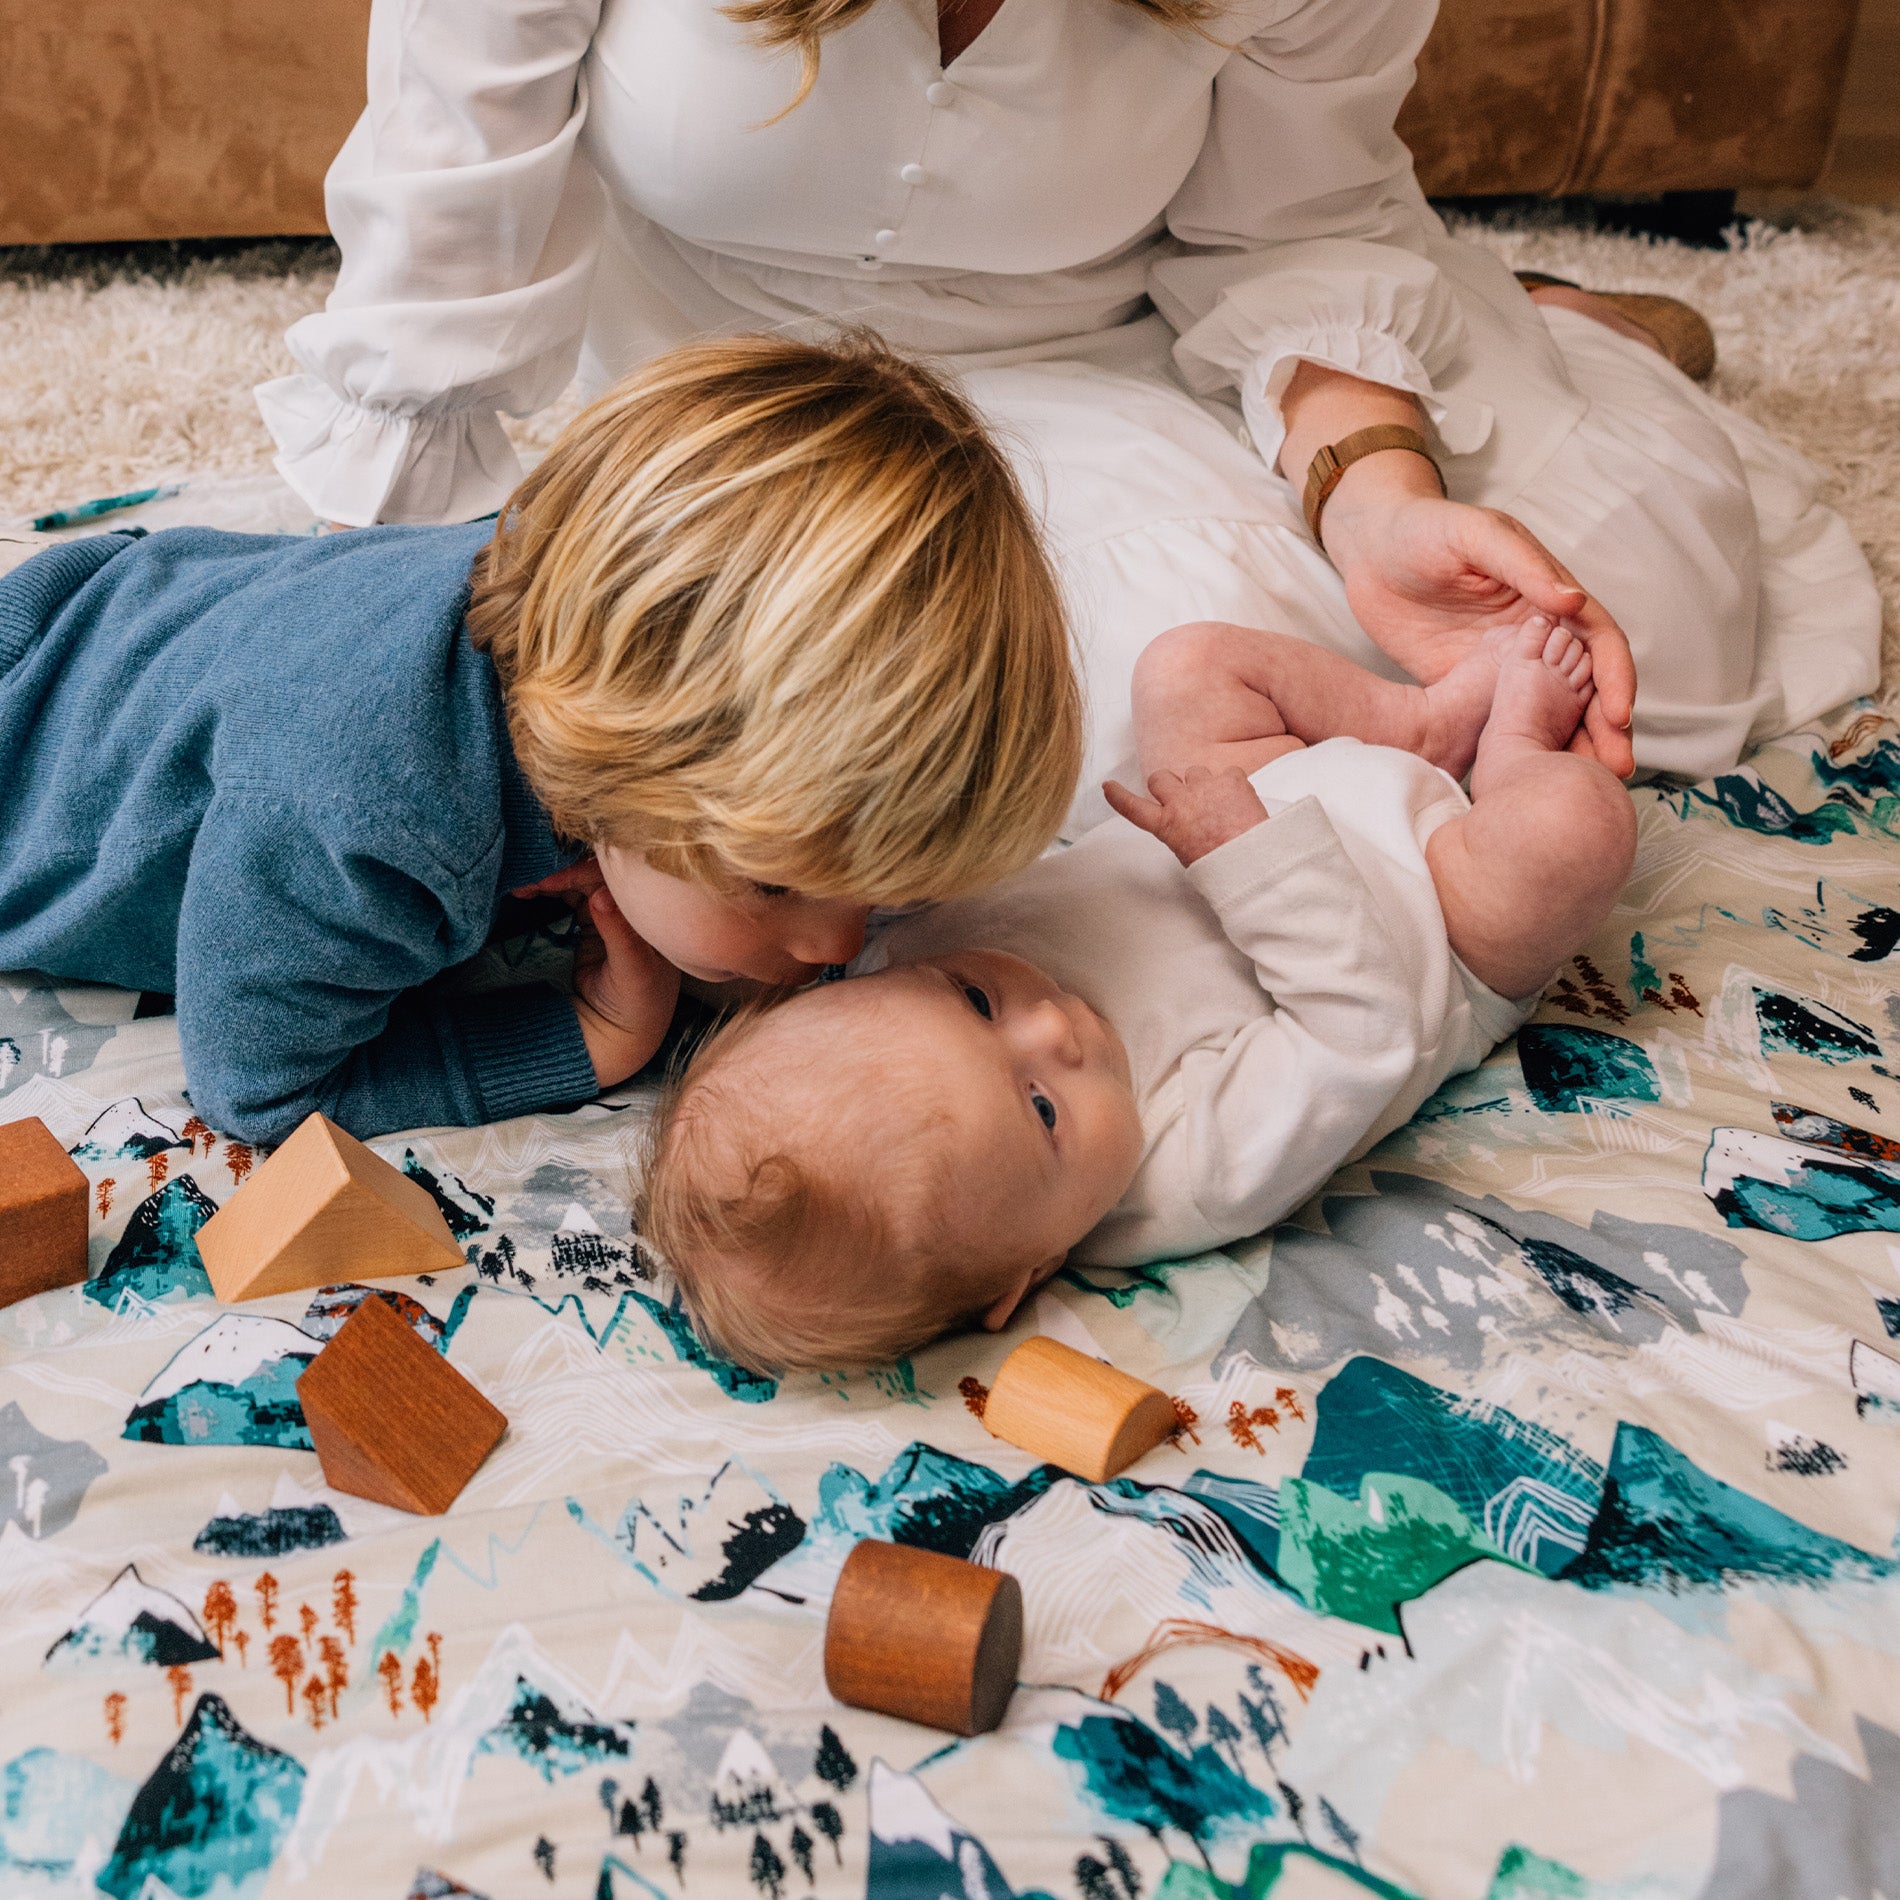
[1521,276,1717,383]
[1470,615,1595,798]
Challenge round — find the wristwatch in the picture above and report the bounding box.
[1303,424,1444,549]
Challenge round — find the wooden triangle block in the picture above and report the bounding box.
[0,1116,88,1308]
[297,1294,506,1514]
[195,1112,463,1302]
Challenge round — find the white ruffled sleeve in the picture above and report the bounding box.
[1149,0,1493,475]
[255,0,606,526]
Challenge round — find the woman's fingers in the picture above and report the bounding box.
[1452,510,1587,618]
[1452,507,1639,754]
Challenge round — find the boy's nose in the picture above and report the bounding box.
[787,906,867,967]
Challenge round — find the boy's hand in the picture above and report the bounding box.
[572,885,680,1087]
[1104,766,1271,867]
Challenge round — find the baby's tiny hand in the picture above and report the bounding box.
[1103,766,1271,867]
[573,885,681,1087]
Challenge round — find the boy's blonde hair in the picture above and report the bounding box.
[469,333,1080,904]
[634,1000,1039,1372]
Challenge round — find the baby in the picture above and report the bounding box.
[637,614,1637,1371]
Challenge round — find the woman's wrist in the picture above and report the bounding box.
[1314,448,1445,567]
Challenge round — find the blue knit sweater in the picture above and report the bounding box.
[0,525,599,1144]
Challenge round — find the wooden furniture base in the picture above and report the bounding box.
[194,1111,463,1302]
[0,1117,89,1307]
[980,1336,1175,1483]
[296,1293,506,1514]
[823,1540,1022,1736]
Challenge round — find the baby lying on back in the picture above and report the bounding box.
[638,615,1636,1372]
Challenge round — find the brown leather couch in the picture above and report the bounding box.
[0,0,1864,248]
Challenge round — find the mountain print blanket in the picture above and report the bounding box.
[4,708,1900,1900]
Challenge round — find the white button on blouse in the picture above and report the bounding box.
[259,0,1507,526]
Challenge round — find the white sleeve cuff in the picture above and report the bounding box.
[255,374,525,528]
[1243,328,1494,476]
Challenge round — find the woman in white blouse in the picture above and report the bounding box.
[259,0,1879,790]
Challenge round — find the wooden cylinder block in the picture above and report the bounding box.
[981,1335,1176,1483]
[823,1539,1022,1736]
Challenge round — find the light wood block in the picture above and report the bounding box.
[980,1335,1176,1483]
[824,1539,1021,1735]
[0,1117,88,1307]
[194,1112,462,1302]
[296,1293,506,1514]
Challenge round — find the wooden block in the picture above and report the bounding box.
[295,1293,506,1514]
[824,1539,1022,1735]
[0,1116,88,1307]
[979,1335,1176,1483]
[195,1111,462,1302]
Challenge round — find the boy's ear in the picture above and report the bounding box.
[978,1253,1067,1333]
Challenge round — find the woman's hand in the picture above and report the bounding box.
[572,884,681,1088]
[1322,472,1636,779]
[1278,360,1636,780]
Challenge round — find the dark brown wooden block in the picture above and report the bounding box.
[295,1293,506,1514]
[0,1116,88,1308]
[824,1539,1022,1735]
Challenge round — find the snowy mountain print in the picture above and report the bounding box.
[44,1563,219,1667]
[122,1313,320,1449]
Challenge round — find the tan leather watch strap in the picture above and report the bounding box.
[1302,424,1444,548]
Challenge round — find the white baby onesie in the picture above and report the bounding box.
[870,738,1533,1267]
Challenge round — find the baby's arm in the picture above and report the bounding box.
[1131,619,1531,785]
[1103,767,1429,1243]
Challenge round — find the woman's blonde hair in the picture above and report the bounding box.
[726,0,1223,114]
[468,333,1080,903]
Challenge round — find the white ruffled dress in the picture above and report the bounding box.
[257,0,1880,784]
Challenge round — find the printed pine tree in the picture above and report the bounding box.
[749,1833,786,1900]
[166,1666,193,1726]
[302,1672,328,1730]
[533,1837,556,1882]
[201,1581,237,1657]
[1075,1853,1119,1900]
[319,1635,348,1717]
[641,1778,663,1828]
[254,1571,279,1632]
[103,1692,126,1746]
[809,1801,844,1863]
[788,1825,814,1884]
[268,1635,303,1714]
[813,1724,859,1791]
[377,1649,404,1716]
[1150,1681,1197,1746]
[331,1570,358,1645]
[667,1832,687,1881]
[1098,1836,1142,1900]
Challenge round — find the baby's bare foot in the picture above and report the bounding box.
[1469,615,1595,798]
[1417,622,1534,778]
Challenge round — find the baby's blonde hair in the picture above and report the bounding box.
[634,999,1039,1372]
[468,333,1079,904]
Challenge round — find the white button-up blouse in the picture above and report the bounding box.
[259,0,1560,527]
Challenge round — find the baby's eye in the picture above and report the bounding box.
[961,983,993,1020]
[1032,1092,1057,1131]
[750,881,790,899]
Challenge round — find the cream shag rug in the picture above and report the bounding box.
[4,206,1899,688]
